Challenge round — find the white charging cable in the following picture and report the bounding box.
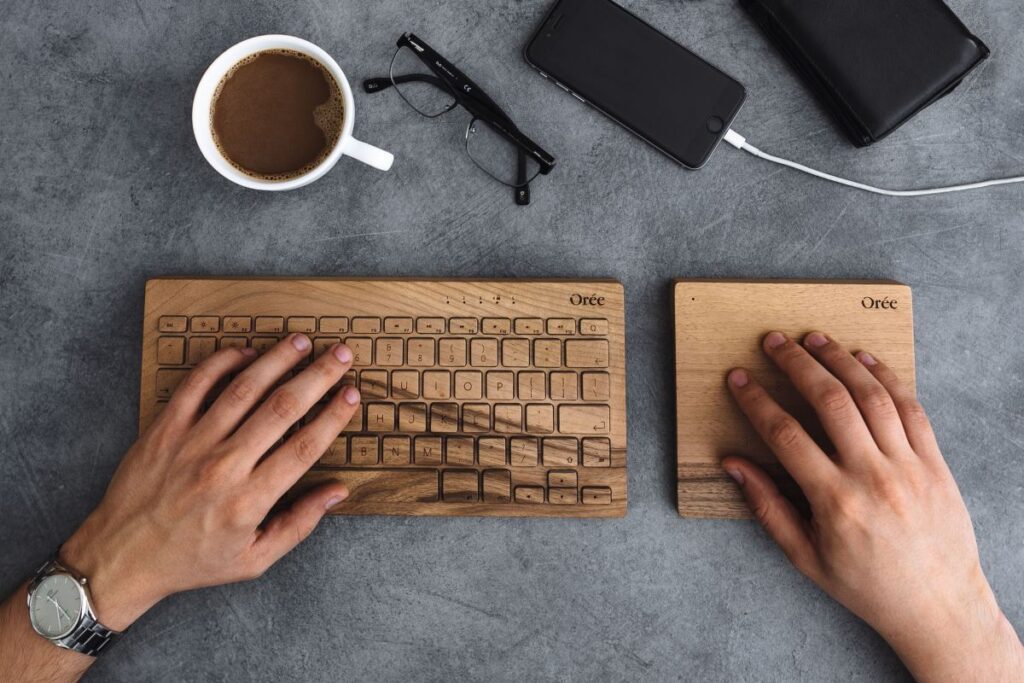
[723,129,1024,197]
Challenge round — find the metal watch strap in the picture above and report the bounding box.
[32,557,120,657]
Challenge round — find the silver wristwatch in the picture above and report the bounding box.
[26,556,121,657]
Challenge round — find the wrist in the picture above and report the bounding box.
[59,512,164,632]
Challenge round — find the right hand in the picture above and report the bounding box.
[722,331,1023,681]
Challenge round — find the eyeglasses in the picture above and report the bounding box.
[364,33,556,205]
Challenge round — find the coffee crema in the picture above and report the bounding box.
[211,49,344,181]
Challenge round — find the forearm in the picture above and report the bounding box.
[0,583,94,683]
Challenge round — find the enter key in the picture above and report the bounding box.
[558,405,610,434]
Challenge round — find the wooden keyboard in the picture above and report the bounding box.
[140,278,627,517]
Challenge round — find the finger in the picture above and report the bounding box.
[166,347,258,423]
[763,332,876,458]
[727,368,838,495]
[254,385,362,503]
[722,456,821,581]
[195,334,315,443]
[856,352,943,462]
[802,332,911,456]
[249,482,348,572]
[229,342,354,462]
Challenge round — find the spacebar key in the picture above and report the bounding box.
[299,469,440,503]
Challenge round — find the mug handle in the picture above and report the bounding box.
[344,138,394,171]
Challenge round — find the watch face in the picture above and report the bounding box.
[29,574,84,639]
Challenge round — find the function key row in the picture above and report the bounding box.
[159,315,609,336]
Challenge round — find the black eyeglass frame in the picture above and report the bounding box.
[364,33,556,203]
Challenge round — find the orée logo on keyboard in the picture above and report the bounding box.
[569,293,606,306]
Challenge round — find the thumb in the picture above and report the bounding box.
[722,457,820,580]
[251,483,348,571]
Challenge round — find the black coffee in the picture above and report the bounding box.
[211,50,344,180]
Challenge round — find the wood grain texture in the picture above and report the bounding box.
[673,280,915,519]
[140,278,627,518]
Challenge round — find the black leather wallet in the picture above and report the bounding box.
[739,0,990,146]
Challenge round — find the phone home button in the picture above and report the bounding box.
[706,116,724,134]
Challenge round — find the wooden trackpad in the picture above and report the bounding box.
[673,280,915,519]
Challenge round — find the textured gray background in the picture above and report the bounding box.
[1,0,1022,680]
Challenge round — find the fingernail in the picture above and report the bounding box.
[765,331,786,349]
[725,466,745,486]
[858,351,877,366]
[240,347,258,357]
[333,344,353,363]
[291,334,311,351]
[805,332,828,348]
[324,491,348,510]
[729,369,749,388]
[343,386,360,405]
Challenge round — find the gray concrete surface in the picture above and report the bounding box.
[2,1,1022,680]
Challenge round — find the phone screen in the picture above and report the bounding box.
[525,0,746,168]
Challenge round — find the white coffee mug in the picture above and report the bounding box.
[192,35,394,191]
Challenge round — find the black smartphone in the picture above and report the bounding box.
[524,0,746,169]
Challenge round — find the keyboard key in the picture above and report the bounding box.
[191,316,219,333]
[581,486,613,505]
[547,319,576,336]
[439,338,467,367]
[422,370,451,399]
[581,372,610,401]
[443,470,479,502]
[392,370,419,398]
[510,437,539,466]
[549,488,578,505]
[580,319,609,335]
[449,318,479,334]
[470,339,498,367]
[375,338,404,366]
[486,371,514,400]
[548,471,578,487]
[514,318,543,335]
[542,438,578,466]
[287,317,316,333]
[352,317,381,334]
[515,486,544,503]
[221,317,250,333]
[582,438,611,467]
[255,316,285,333]
[359,370,388,400]
[430,403,459,433]
[343,406,363,432]
[526,404,554,434]
[549,372,579,401]
[501,339,530,367]
[155,368,189,399]
[306,469,439,504]
[313,337,341,360]
[478,437,507,466]
[346,338,373,366]
[462,403,490,432]
[157,337,185,365]
[414,436,442,465]
[158,316,187,333]
[319,317,349,334]
[187,337,217,365]
[518,371,546,400]
[454,370,483,399]
[384,317,413,334]
[252,337,279,354]
[399,403,427,432]
[559,405,610,434]
[220,336,247,351]
[366,403,395,432]
[321,438,347,466]
[382,436,410,465]
[494,404,523,433]
[565,340,609,368]
[482,318,511,335]
[483,470,512,503]
[350,436,379,464]
[534,339,561,368]
[446,436,474,465]
[407,338,435,366]
[416,317,445,334]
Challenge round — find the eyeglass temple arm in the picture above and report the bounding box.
[515,148,531,205]
[363,74,449,94]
